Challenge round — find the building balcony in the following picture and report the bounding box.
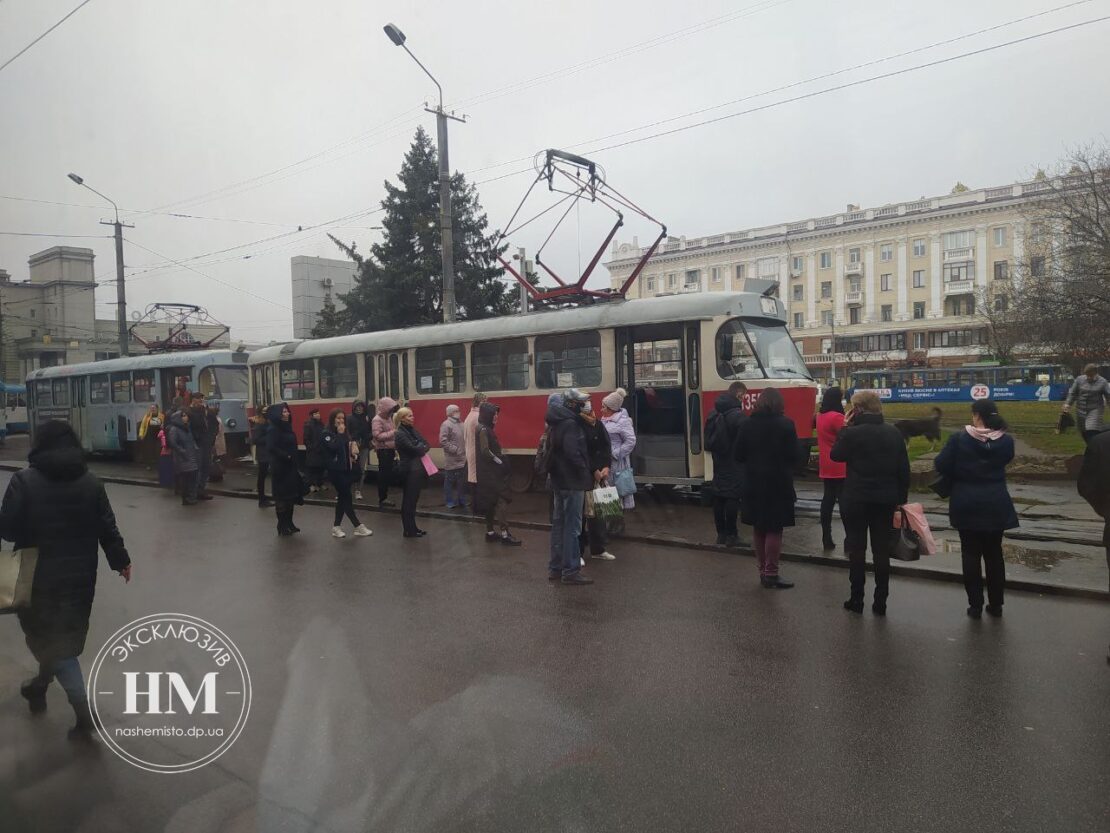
[943,247,973,263]
[944,279,975,296]
[845,290,864,305]
[844,261,863,276]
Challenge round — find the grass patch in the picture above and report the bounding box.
[905,433,954,463]
[880,402,1085,457]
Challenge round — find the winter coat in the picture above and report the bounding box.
[935,429,1019,531]
[250,421,271,465]
[545,401,592,492]
[321,427,357,478]
[190,404,212,452]
[348,401,372,447]
[602,407,637,508]
[476,402,510,511]
[303,418,326,469]
[708,393,747,499]
[1078,430,1110,544]
[166,412,200,473]
[734,412,797,530]
[830,412,909,506]
[464,407,481,484]
[1066,375,1110,431]
[266,404,305,503]
[0,443,129,664]
[439,415,467,471]
[395,423,430,475]
[816,410,847,480]
[372,397,398,451]
[582,416,612,478]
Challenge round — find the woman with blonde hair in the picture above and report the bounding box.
[394,407,431,538]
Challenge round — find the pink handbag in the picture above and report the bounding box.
[421,454,439,477]
[893,502,936,555]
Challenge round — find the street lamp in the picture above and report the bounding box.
[383,22,464,323]
[68,172,131,356]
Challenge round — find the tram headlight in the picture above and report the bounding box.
[227,418,237,430]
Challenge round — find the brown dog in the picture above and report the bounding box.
[894,407,944,450]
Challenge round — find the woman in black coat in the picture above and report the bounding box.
[579,400,614,559]
[266,403,305,536]
[934,399,1018,618]
[302,408,327,493]
[830,390,910,616]
[476,401,521,546]
[321,408,372,539]
[734,388,797,589]
[394,407,430,538]
[0,421,131,740]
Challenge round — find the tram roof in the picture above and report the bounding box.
[26,349,249,382]
[250,291,782,364]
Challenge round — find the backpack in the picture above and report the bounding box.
[534,426,555,478]
[704,411,731,456]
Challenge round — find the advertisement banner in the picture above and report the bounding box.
[850,383,1069,402]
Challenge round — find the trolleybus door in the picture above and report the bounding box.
[618,324,690,479]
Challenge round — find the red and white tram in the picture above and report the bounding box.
[247,292,816,490]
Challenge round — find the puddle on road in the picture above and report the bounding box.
[938,539,1074,571]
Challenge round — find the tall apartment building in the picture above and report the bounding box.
[605,178,1051,381]
[291,256,357,339]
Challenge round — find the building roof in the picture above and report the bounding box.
[27,349,248,380]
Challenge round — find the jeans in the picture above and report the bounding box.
[401,465,425,535]
[443,467,466,507]
[820,478,844,543]
[177,470,198,504]
[31,657,86,702]
[377,449,396,503]
[841,501,896,604]
[256,461,270,502]
[196,450,211,494]
[550,490,585,577]
[485,496,509,533]
[330,473,360,527]
[712,496,739,538]
[958,529,1006,609]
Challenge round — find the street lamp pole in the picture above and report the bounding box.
[384,23,465,323]
[68,173,132,356]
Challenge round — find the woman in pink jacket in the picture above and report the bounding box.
[816,387,847,550]
[371,397,399,508]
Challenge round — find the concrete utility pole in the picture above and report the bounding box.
[516,247,529,314]
[68,173,133,356]
[384,23,466,323]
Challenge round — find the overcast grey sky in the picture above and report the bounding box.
[2,0,1108,344]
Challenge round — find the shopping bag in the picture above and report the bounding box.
[591,485,622,519]
[614,467,636,498]
[421,454,439,477]
[891,507,922,561]
[0,547,37,614]
[893,502,936,555]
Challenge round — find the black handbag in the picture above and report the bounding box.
[891,507,922,561]
[929,475,952,499]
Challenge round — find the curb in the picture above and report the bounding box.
[2,463,1106,602]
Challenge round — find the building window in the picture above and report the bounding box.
[280,360,316,400]
[993,260,1009,280]
[1031,256,1046,277]
[913,301,926,319]
[819,251,832,269]
[881,305,892,322]
[880,243,893,262]
[536,331,602,388]
[848,248,861,264]
[929,329,986,348]
[685,269,701,287]
[793,312,804,328]
[994,295,1009,312]
[1031,222,1046,244]
[791,255,803,272]
[30,309,35,318]
[735,264,746,281]
[821,338,832,354]
[943,263,974,283]
[319,355,360,398]
[792,284,803,301]
[950,297,964,316]
[646,276,656,292]
[880,273,891,292]
[757,257,778,278]
[993,227,1007,247]
[913,270,925,288]
[849,307,860,325]
[472,338,529,391]
[820,281,832,299]
[821,310,834,326]
[911,332,924,349]
[848,278,861,294]
[415,345,466,394]
[710,267,722,284]
[110,371,131,404]
[913,238,926,257]
[667,273,676,289]
[943,230,974,251]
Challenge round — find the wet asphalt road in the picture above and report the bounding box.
[1,476,1108,833]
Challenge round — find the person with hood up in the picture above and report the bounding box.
[476,401,521,545]
[138,403,164,468]
[935,399,1018,618]
[250,410,273,508]
[439,403,468,508]
[546,388,594,585]
[166,409,200,505]
[394,406,430,537]
[705,381,748,547]
[267,403,305,536]
[464,392,488,513]
[579,399,615,560]
[372,397,400,507]
[816,386,847,550]
[321,408,373,539]
[303,407,327,493]
[348,400,372,501]
[1,421,130,741]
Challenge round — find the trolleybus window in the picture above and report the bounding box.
[281,360,316,400]
[319,355,359,399]
[536,332,602,389]
[52,380,68,407]
[133,370,155,403]
[416,345,465,394]
[90,375,110,404]
[34,381,52,407]
[472,338,529,391]
[111,372,131,403]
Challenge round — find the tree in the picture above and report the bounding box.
[314,127,511,336]
[311,293,345,339]
[974,285,1024,365]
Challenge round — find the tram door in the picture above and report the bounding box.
[617,324,689,478]
[374,351,409,403]
[71,377,91,452]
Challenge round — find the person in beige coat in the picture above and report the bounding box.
[463,392,487,512]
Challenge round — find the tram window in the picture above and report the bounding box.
[536,332,602,389]
[319,355,359,399]
[717,319,811,381]
[363,355,376,402]
[633,339,682,387]
[388,355,400,399]
[133,370,155,403]
[280,360,316,400]
[714,322,762,380]
[686,326,700,391]
[90,375,110,404]
[402,352,410,400]
[416,345,465,394]
[52,380,69,407]
[252,368,272,408]
[198,368,218,398]
[111,372,131,403]
[34,381,52,407]
[212,366,248,399]
[472,338,529,391]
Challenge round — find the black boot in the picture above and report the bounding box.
[822,528,836,550]
[289,511,301,534]
[845,555,866,612]
[714,533,727,546]
[20,677,48,714]
[277,510,293,536]
[67,698,98,742]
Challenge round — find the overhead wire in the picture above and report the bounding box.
[0,0,96,75]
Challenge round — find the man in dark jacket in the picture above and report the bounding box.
[546,388,593,585]
[167,410,200,505]
[348,400,372,499]
[707,381,748,547]
[188,394,214,500]
[1076,430,1110,661]
[1,421,130,741]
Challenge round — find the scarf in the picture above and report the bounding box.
[965,425,1006,442]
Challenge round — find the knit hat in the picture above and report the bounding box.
[602,387,627,411]
[563,388,589,403]
[446,403,460,418]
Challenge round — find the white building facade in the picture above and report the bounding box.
[291,256,357,339]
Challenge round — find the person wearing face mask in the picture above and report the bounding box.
[545,388,594,585]
[394,407,430,538]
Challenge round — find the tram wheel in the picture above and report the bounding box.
[508,456,534,493]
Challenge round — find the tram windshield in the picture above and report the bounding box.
[715,318,812,381]
[206,366,249,399]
